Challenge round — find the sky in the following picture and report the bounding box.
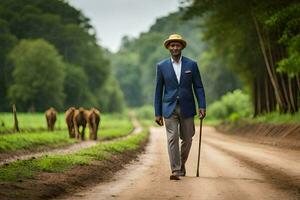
[69,0,180,52]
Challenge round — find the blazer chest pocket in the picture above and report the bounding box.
[184,70,192,79]
[184,70,192,76]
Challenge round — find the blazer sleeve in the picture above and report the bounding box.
[192,62,206,109]
[154,64,164,116]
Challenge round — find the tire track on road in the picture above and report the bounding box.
[204,140,300,198]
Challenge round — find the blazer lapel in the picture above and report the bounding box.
[168,58,179,85]
[179,56,187,85]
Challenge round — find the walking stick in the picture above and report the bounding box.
[196,118,203,177]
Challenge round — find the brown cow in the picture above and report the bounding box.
[73,107,88,140]
[87,108,101,140]
[45,107,57,131]
[65,107,76,138]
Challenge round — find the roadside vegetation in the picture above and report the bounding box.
[0,129,148,182]
[0,113,67,132]
[0,130,76,152]
[0,113,134,153]
[206,90,300,125]
[250,112,300,124]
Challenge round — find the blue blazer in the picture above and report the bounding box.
[154,56,206,118]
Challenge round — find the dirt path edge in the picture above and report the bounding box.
[0,134,149,200]
[216,122,300,150]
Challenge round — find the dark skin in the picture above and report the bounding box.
[155,41,206,126]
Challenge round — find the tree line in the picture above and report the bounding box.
[184,0,300,115]
[0,0,125,112]
[109,12,241,108]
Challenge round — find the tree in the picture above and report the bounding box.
[96,75,125,113]
[0,0,123,112]
[0,18,17,110]
[183,0,300,115]
[64,63,97,108]
[110,11,240,107]
[8,39,65,111]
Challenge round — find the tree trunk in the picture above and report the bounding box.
[296,74,300,91]
[251,12,285,112]
[265,77,270,113]
[288,77,297,113]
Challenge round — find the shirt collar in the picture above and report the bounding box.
[171,56,182,64]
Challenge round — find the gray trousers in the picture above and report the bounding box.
[164,104,195,173]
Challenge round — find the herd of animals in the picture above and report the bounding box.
[45,107,101,140]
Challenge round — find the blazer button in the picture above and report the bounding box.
[176,96,179,99]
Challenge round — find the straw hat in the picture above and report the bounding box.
[163,34,187,49]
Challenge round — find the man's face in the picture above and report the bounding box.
[168,41,183,57]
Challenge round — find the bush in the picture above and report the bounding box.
[207,89,252,121]
[135,105,154,120]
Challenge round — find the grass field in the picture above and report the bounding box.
[0,130,76,152]
[0,113,134,152]
[0,129,148,182]
[0,113,66,132]
[0,112,133,132]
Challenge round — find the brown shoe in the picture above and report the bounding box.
[170,172,180,180]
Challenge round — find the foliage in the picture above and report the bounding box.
[265,3,300,77]
[96,75,125,113]
[134,105,154,120]
[207,90,252,122]
[199,51,242,103]
[0,0,125,112]
[109,11,241,107]
[63,63,97,108]
[8,39,65,111]
[277,35,300,76]
[184,0,300,114]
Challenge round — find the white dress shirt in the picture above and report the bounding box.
[171,56,182,83]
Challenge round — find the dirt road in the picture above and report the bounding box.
[57,126,300,200]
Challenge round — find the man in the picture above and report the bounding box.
[154,34,206,180]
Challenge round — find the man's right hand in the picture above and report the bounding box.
[155,116,164,126]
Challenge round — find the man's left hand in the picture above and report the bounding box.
[199,109,206,119]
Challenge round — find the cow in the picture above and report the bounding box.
[87,108,101,140]
[73,107,88,140]
[65,107,76,138]
[45,107,57,131]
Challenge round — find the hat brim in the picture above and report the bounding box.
[164,39,187,49]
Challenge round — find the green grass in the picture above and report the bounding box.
[0,130,148,182]
[247,111,300,125]
[194,117,221,126]
[200,111,300,126]
[0,113,134,152]
[100,123,133,140]
[0,130,76,152]
[100,113,133,139]
[140,119,155,127]
[0,113,66,132]
[100,113,130,129]
[0,112,131,132]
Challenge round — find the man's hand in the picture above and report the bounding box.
[155,116,164,126]
[199,109,206,119]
